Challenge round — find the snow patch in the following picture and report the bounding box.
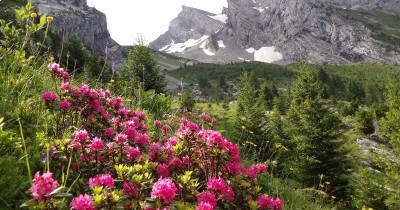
[203,49,215,56]
[253,46,282,63]
[208,14,228,23]
[253,6,268,13]
[246,48,257,53]
[252,0,257,3]
[253,7,264,13]
[199,39,215,56]
[159,35,209,53]
[218,40,226,48]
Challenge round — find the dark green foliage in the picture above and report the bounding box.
[122,44,166,94]
[63,34,89,73]
[236,72,268,160]
[380,83,400,209]
[180,90,195,112]
[286,67,353,200]
[260,82,279,110]
[355,109,375,134]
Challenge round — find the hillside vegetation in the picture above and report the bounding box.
[1,3,400,210]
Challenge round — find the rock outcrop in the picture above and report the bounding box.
[30,0,124,68]
[150,0,400,64]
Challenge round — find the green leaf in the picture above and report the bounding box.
[25,3,32,12]
[20,199,38,208]
[49,186,65,196]
[52,193,73,198]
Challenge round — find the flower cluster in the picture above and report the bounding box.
[151,178,178,204]
[71,194,95,210]
[258,195,282,210]
[29,171,59,202]
[28,62,282,209]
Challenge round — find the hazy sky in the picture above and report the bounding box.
[86,0,228,45]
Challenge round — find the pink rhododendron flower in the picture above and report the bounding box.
[162,124,171,133]
[88,137,104,151]
[125,126,136,139]
[151,178,177,204]
[88,174,114,188]
[154,120,162,128]
[60,82,71,91]
[156,163,170,177]
[40,92,58,102]
[126,146,141,160]
[29,171,59,201]
[123,181,138,197]
[59,100,72,110]
[197,191,217,207]
[135,133,150,146]
[200,113,217,124]
[104,127,114,137]
[206,177,234,202]
[71,194,95,210]
[197,202,215,210]
[115,133,128,144]
[258,195,282,210]
[73,129,89,143]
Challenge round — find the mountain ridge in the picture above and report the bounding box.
[29,0,124,68]
[150,0,400,64]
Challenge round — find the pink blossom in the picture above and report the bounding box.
[135,133,150,146]
[59,100,72,110]
[48,62,60,73]
[104,127,114,137]
[125,126,136,140]
[206,178,227,192]
[197,191,217,207]
[151,178,177,204]
[123,181,138,197]
[126,146,141,160]
[40,92,58,102]
[154,120,162,128]
[71,194,95,210]
[107,142,117,153]
[200,113,217,124]
[115,133,128,144]
[73,130,89,143]
[156,163,170,177]
[206,177,234,202]
[258,195,282,210]
[162,124,171,134]
[61,71,70,79]
[88,174,114,188]
[60,82,71,91]
[88,137,104,151]
[29,171,60,202]
[197,202,215,210]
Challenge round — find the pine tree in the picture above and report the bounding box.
[260,82,279,110]
[121,44,166,93]
[286,67,353,199]
[380,82,400,209]
[236,72,268,160]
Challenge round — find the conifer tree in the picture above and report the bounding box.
[380,82,400,209]
[236,72,268,160]
[121,44,165,93]
[286,67,352,199]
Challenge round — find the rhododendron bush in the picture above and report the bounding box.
[22,63,282,209]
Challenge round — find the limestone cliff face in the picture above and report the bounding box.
[150,0,400,64]
[30,0,124,67]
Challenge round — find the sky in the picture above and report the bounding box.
[86,0,228,45]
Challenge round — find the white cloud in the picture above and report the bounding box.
[86,0,227,45]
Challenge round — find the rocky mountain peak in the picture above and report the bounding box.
[30,0,124,68]
[150,0,400,64]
